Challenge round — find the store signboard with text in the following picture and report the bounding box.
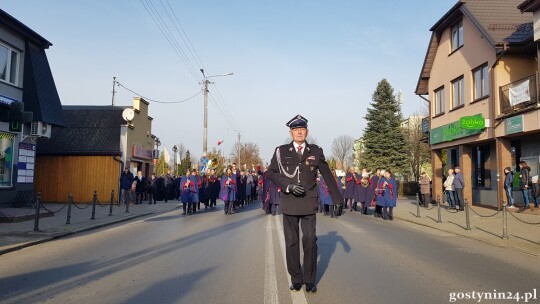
[430,114,484,145]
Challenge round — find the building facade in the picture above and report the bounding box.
[416,0,540,208]
[0,9,65,206]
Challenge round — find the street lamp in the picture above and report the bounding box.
[200,69,234,156]
[172,145,178,176]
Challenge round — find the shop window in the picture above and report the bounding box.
[0,132,14,187]
[473,145,492,189]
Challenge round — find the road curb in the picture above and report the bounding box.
[0,212,155,256]
[393,215,540,257]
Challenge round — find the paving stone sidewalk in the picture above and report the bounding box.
[392,197,540,257]
[0,200,182,255]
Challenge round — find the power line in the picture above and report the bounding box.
[116,80,202,104]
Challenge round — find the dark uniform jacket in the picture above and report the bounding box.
[267,142,342,215]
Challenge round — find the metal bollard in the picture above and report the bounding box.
[66,193,73,224]
[465,199,471,231]
[437,195,442,223]
[125,192,130,213]
[416,192,420,218]
[109,190,114,216]
[91,191,97,220]
[502,200,509,239]
[34,192,41,232]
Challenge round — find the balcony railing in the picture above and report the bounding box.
[499,73,538,116]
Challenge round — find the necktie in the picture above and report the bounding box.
[297,145,303,158]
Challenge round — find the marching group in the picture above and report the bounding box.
[118,164,401,220]
[317,167,398,221]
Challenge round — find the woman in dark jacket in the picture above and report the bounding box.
[148,173,159,204]
[518,161,531,209]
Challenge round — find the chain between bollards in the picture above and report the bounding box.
[437,195,442,223]
[465,199,471,231]
[91,191,97,220]
[33,192,41,232]
[416,192,421,218]
[109,190,114,216]
[502,200,509,239]
[66,193,73,224]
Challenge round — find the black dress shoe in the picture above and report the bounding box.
[290,283,303,291]
[305,283,317,293]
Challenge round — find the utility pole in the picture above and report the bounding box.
[202,77,210,155]
[200,69,234,157]
[237,131,241,167]
[111,76,117,106]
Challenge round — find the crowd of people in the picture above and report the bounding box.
[317,167,398,221]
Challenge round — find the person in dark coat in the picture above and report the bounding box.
[148,173,159,204]
[519,161,531,209]
[380,170,397,220]
[503,167,515,208]
[343,167,357,212]
[180,170,197,215]
[266,178,282,215]
[355,169,370,214]
[134,171,147,204]
[119,167,134,206]
[163,169,173,203]
[221,167,237,214]
[453,166,465,211]
[267,114,342,293]
[237,170,247,207]
[369,169,382,218]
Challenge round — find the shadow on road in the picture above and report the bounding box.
[120,267,216,304]
[0,212,260,303]
[316,231,351,284]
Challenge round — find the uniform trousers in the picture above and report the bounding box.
[282,213,317,284]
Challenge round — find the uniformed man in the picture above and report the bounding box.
[267,114,342,293]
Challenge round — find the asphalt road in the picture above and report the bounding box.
[1,203,539,304]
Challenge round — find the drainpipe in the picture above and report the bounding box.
[491,43,507,210]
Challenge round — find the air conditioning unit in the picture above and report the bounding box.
[152,149,160,159]
[30,121,51,138]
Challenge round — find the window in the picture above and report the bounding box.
[0,132,14,188]
[451,20,464,52]
[434,87,445,115]
[452,76,465,108]
[0,42,20,86]
[473,64,489,100]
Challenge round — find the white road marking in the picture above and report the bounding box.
[275,215,308,304]
[265,216,279,304]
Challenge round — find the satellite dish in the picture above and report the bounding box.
[122,108,135,122]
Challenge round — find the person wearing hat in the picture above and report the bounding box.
[267,114,342,293]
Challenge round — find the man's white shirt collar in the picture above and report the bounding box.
[293,142,306,154]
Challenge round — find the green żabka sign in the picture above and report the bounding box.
[430,114,484,145]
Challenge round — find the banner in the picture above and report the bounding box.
[509,79,530,106]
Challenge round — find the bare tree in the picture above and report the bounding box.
[403,113,431,181]
[332,135,354,170]
[230,141,263,169]
[282,135,318,145]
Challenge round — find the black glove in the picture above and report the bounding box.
[288,183,306,196]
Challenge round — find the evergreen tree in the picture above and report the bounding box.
[177,150,192,176]
[360,79,409,173]
[155,152,169,175]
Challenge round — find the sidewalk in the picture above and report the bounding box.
[0,200,181,255]
[393,197,540,257]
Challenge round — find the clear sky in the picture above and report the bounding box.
[3,0,456,164]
